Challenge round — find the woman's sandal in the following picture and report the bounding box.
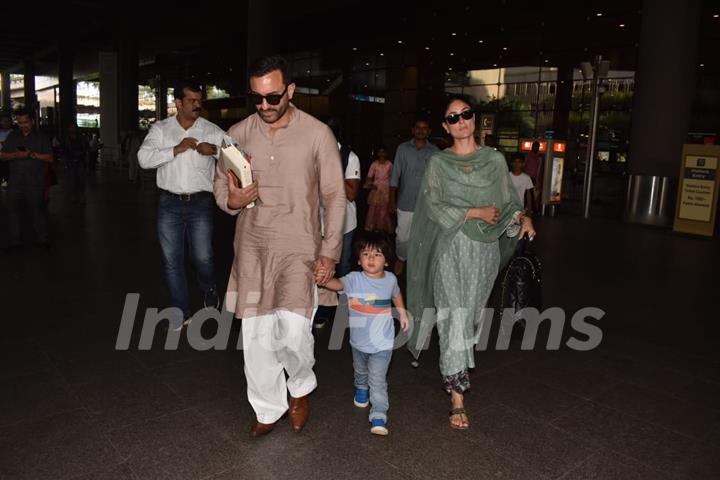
[449,407,470,430]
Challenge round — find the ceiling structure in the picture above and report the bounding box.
[1,1,718,84]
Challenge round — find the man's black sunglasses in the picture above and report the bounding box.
[445,110,475,125]
[249,85,288,106]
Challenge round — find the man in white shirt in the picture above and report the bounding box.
[314,118,360,328]
[138,82,225,325]
[327,118,361,277]
[510,153,535,214]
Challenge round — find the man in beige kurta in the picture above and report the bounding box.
[214,55,345,437]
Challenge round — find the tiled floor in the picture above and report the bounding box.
[1,167,718,479]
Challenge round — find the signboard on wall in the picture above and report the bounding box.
[479,114,495,148]
[540,140,566,206]
[549,156,564,203]
[673,144,720,237]
[480,114,494,130]
[519,139,547,152]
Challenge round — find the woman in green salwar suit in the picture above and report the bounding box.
[407,97,536,430]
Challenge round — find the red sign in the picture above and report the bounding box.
[553,142,566,153]
[519,139,547,152]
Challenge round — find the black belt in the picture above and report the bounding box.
[160,189,212,201]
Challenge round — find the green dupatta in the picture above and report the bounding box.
[406,147,524,360]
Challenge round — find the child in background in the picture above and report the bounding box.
[316,232,409,435]
[364,146,394,234]
[510,153,535,215]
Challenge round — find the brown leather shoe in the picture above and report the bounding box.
[288,396,309,432]
[249,420,275,438]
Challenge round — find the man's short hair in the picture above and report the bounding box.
[14,108,33,120]
[249,55,291,85]
[414,116,430,127]
[173,82,202,100]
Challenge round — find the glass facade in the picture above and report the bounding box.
[446,67,633,149]
[77,81,100,128]
[139,85,156,129]
[167,88,176,118]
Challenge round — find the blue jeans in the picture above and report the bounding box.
[352,347,392,422]
[338,229,355,278]
[6,185,48,245]
[69,159,86,194]
[157,192,216,318]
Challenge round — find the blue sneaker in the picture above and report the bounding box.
[353,388,369,408]
[370,418,388,435]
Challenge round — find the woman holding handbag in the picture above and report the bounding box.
[407,96,536,430]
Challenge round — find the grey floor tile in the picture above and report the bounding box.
[472,369,588,422]
[310,390,541,480]
[52,351,148,386]
[128,338,208,370]
[553,402,720,479]
[193,393,261,446]
[153,354,245,407]
[559,449,673,480]
[585,349,700,397]
[505,353,622,400]
[284,447,409,480]
[674,378,720,411]
[71,370,184,430]
[0,410,122,480]
[69,462,138,480]
[0,371,82,427]
[106,408,239,480]
[2,170,720,479]
[593,382,720,445]
[361,412,542,480]
[0,344,53,381]
[205,466,283,480]
[464,403,595,479]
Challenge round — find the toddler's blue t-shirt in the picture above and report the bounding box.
[340,271,400,353]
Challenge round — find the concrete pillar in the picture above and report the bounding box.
[99,51,119,165]
[417,53,447,133]
[552,64,574,139]
[246,0,273,92]
[625,0,702,226]
[156,76,168,121]
[382,51,419,154]
[117,37,139,135]
[1,72,10,111]
[58,41,76,133]
[23,60,37,114]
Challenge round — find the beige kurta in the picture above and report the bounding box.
[214,106,346,319]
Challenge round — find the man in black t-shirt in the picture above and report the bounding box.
[0,109,54,249]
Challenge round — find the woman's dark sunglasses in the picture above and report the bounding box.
[445,110,475,125]
[249,85,288,106]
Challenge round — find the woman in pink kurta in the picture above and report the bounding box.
[364,146,394,234]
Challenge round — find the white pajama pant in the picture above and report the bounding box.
[241,309,317,424]
[395,209,414,261]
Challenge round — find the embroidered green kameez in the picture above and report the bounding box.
[407,146,523,392]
